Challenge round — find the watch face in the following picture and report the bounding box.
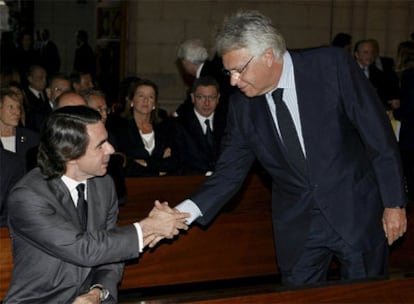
[101,288,110,301]
[90,284,109,301]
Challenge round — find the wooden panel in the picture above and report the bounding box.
[0,173,275,299]
[0,228,12,300]
[1,172,413,300]
[118,173,276,289]
[187,277,414,304]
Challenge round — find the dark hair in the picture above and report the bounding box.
[69,70,91,84]
[191,76,220,93]
[27,65,46,77]
[48,73,70,87]
[37,106,101,178]
[331,33,352,48]
[353,39,372,53]
[76,30,88,43]
[124,79,161,123]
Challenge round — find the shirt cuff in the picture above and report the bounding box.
[175,199,202,225]
[133,222,144,253]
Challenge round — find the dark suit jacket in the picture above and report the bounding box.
[74,42,96,76]
[114,118,179,176]
[39,40,61,74]
[15,127,40,171]
[5,168,139,303]
[368,64,400,105]
[173,107,227,175]
[0,148,25,227]
[24,88,48,114]
[189,47,406,271]
[394,68,414,150]
[25,100,53,132]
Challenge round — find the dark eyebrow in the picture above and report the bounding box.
[95,138,108,149]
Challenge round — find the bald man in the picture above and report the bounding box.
[55,91,87,108]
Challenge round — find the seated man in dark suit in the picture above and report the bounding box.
[173,76,227,175]
[5,106,189,303]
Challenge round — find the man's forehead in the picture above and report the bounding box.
[86,122,107,141]
[195,85,218,92]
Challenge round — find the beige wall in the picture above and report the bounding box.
[125,0,414,113]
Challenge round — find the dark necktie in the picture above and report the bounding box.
[76,183,88,231]
[205,119,214,150]
[362,66,369,78]
[272,88,306,173]
[39,92,45,103]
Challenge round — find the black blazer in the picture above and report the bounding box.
[173,107,227,175]
[15,126,40,171]
[114,118,179,176]
[394,68,414,150]
[189,47,405,270]
[368,64,400,105]
[0,148,25,226]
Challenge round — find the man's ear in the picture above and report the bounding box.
[263,48,275,67]
[190,93,196,104]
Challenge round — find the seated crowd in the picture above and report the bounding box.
[1,35,414,229]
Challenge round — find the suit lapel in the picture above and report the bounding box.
[50,178,83,229]
[290,51,324,173]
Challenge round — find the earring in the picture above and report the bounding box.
[130,103,133,108]
[152,106,155,110]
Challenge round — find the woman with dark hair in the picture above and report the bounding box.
[113,79,178,176]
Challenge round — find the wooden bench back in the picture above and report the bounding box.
[0,173,277,298]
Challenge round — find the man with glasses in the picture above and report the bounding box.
[173,76,227,175]
[174,10,407,287]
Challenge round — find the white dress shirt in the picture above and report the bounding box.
[61,175,144,252]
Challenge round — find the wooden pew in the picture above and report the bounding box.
[188,277,414,304]
[0,227,12,301]
[118,173,277,290]
[1,172,413,301]
[0,172,276,299]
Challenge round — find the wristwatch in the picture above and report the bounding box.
[89,284,110,301]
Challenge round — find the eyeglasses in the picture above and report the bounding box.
[194,95,219,102]
[222,56,254,78]
[53,87,70,94]
[96,107,111,115]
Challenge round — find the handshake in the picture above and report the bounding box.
[139,200,190,249]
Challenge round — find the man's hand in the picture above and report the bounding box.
[140,200,189,248]
[72,289,100,304]
[382,207,407,245]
